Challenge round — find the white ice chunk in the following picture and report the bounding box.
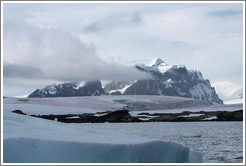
[179,114,204,118]
[65,116,81,119]
[202,116,217,120]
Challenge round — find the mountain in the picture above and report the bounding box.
[224,88,243,104]
[28,58,223,105]
[28,81,105,97]
[211,82,242,101]
[106,58,223,105]
[229,88,243,100]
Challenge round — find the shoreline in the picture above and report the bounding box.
[12,109,243,123]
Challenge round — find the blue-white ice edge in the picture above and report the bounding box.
[3,138,202,163]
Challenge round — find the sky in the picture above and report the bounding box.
[2,2,244,99]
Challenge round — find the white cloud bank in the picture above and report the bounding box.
[3,21,147,84]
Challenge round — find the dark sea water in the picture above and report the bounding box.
[88,122,243,163]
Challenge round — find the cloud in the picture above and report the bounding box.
[3,21,147,85]
[84,12,144,33]
[3,64,43,78]
[208,10,243,17]
[131,12,143,25]
[84,22,101,33]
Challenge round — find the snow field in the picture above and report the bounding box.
[224,98,243,105]
[3,95,212,115]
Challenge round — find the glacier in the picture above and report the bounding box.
[3,97,202,163]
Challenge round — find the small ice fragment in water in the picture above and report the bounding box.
[181,132,202,138]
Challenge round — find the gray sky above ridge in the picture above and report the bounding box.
[2,2,244,98]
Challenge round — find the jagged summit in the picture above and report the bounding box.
[136,57,173,74]
[148,57,168,67]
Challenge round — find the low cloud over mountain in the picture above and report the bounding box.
[3,22,147,85]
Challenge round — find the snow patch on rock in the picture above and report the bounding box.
[74,82,86,89]
[109,84,132,94]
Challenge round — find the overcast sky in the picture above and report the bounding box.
[2,2,244,98]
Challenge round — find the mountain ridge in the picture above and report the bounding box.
[28,58,223,105]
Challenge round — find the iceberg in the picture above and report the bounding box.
[4,138,202,163]
[3,97,202,163]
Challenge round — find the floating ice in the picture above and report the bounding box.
[3,97,203,163]
[4,138,203,163]
[181,132,203,138]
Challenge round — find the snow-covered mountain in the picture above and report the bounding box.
[28,81,105,97]
[211,81,242,101]
[28,57,223,105]
[229,88,243,100]
[106,58,223,105]
[224,88,243,104]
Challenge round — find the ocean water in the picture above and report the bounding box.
[87,122,243,163]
